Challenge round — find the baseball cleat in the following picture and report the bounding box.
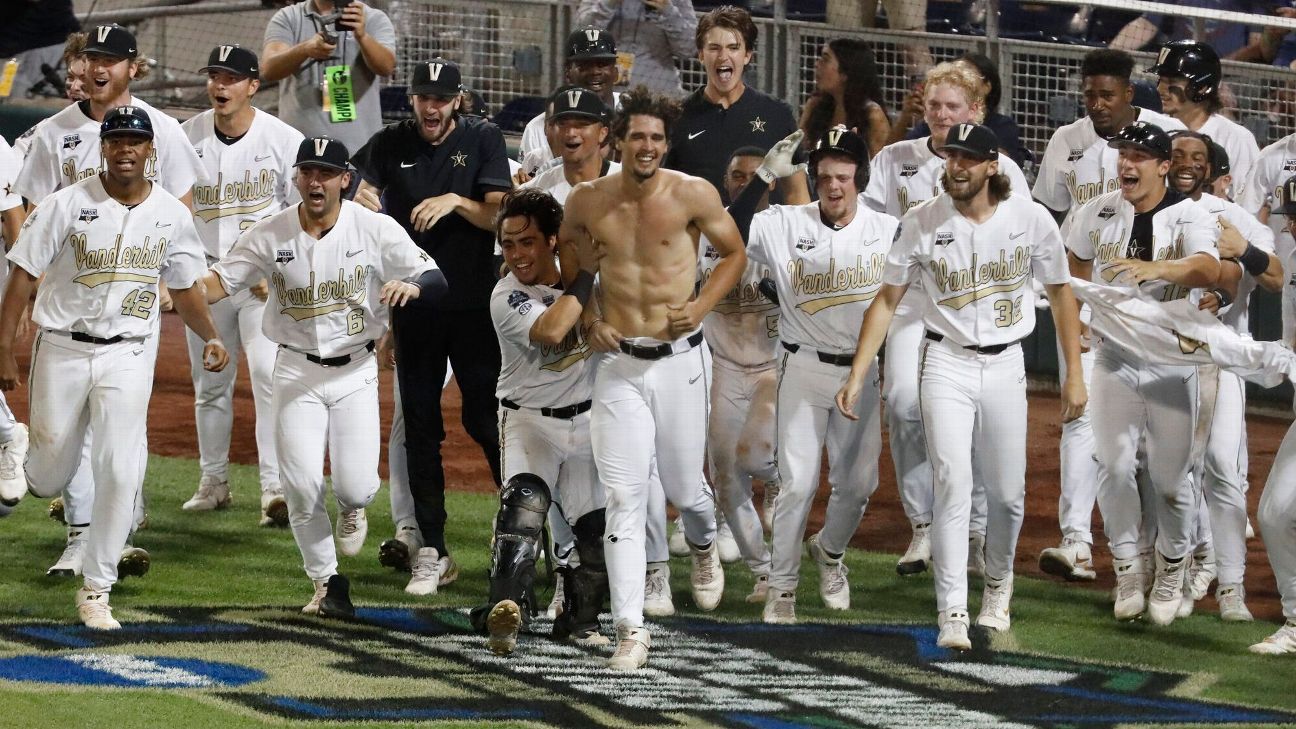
[547,571,566,620]
[378,525,423,570]
[76,587,121,630]
[47,529,88,577]
[1038,538,1097,581]
[937,609,972,651]
[0,423,28,506]
[746,574,770,604]
[405,547,446,596]
[806,533,849,610]
[1216,584,1253,622]
[485,599,522,656]
[1186,547,1216,601]
[976,575,1013,631]
[318,574,355,620]
[761,481,780,533]
[117,547,150,579]
[689,539,725,611]
[182,474,231,511]
[716,519,741,564]
[1250,620,1296,655]
[48,497,66,525]
[302,579,329,614]
[897,522,931,576]
[608,626,650,671]
[644,562,675,617]
[967,532,987,579]
[668,516,689,558]
[762,590,796,624]
[260,491,289,528]
[1112,556,1147,620]
[334,507,368,557]
[1147,551,1190,626]
[569,628,611,648]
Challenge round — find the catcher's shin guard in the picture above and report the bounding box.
[472,473,551,634]
[553,508,609,641]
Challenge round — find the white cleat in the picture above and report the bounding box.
[1147,551,1190,626]
[485,599,522,656]
[48,529,88,577]
[716,519,741,564]
[260,491,289,528]
[763,589,796,624]
[1250,620,1296,655]
[1216,584,1253,622]
[334,507,368,557]
[76,587,121,630]
[644,562,675,617]
[937,609,972,651]
[1186,547,1216,601]
[746,574,770,604]
[967,532,986,579]
[690,539,725,611]
[181,474,231,512]
[976,574,1013,631]
[806,533,849,610]
[0,423,29,506]
[896,522,931,576]
[406,547,458,596]
[761,481,780,532]
[608,626,650,671]
[547,571,566,620]
[302,579,329,614]
[1038,537,1097,581]
[1113,556,1147,620]
[668,516,689,558]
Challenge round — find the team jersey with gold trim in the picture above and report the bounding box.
[7,175,204,339]
[885,194,1068,347]
[1199,112,1259,202]
[1065,189,1219,304]
[182,108,304,260]
[490,272,592,408]
[862,136,1031,219]
[14,97,202,204]
[522,161,621,204]
[0,136,21,214]
[212,200,437,357]
[748,202,899,355]
[1237,131,1296,265]
[1195,191,1274,334]
[1033,108,1184,214]
[699,233,778,367]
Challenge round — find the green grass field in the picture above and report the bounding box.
[1,455,1295,728]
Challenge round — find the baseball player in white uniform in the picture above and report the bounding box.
[180,45,304,525]
[749,128,898,624]
[1237,131,1296,276]
[0,107,228,629]
[203,136,444,619]
[1064,121,1221,626]
[0,136,30,508]
[862,61,1030,576]
[1031,48,1184,582]
[839,122,1086,650]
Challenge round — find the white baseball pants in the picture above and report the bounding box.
[708,355,777,576]
[1056,346,1103,545]
[499,406,603,524]
[885,293,932,526]
[1201,368,1250,585]
[1260,415,1296,621]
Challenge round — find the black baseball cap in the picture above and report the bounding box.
[101,106,153,139]
[84,25,138,59]
[1108,121,1172,160]
[549,86,611,124]
[937,123,999,160]
[409,58,462,97]
[200,45,259,79]
[566,27,617,61]
[1279,175,1296,217]
[293,137,350,171]
[1207,139,1230,178]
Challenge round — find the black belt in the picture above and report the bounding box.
[924,331,1014,356]
[619,330,704,360]
[501,398,592,419]
[70,332,125,345]
[296,341,376,366]
[782,341,854,366]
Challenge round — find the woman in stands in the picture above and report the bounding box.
[799,38,892,157]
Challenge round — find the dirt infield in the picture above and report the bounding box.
[9,313,1290,620]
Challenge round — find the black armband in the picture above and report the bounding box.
[563,269,595,307]
[1238,243,1269,278]
[1212,288,1233,310]
[406,269,448,303]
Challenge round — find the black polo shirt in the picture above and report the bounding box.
[352,115,512,311]
[665,85,802,202]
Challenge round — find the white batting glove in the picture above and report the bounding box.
[756,130,807,183]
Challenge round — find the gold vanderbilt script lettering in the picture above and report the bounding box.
[539,328,591,372]
[193,169,279,222]
[789,253,885,314]
[274,265,367,321]
[931,246,1030,310]
[1066,171,1118,205]
[70,232,166,287]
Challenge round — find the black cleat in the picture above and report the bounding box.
[117,547,151,579]
[378,538,413,571]
[318,574,355,620]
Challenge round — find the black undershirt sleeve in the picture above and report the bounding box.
[727,175,768,246]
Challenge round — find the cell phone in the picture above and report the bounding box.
[334,0,354,31]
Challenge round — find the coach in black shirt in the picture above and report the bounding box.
[665,6,808,205]
[352,58,511,573]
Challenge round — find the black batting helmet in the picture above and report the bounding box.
[809,125,869,188]
[1108,121,1172,160]
[566,27,617,61]
[1147,40,1221,103]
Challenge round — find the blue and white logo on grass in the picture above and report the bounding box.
[0,654,264,688]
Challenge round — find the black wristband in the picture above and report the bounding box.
[563,269,595,307]
[1212,288,1234,309]
[1238,243,1269,278]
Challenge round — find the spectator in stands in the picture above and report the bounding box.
[0,0,80,99]
[576,0,697,98]
[1229,4,1296,67]
[798,38,891,157]
[828,0,930,78]
[889,52,1029,167]
[518,28,622,176]
[261,0,396,156]
[1110,0,1264,56]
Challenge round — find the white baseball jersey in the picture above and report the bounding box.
[1194,191,1274,334]
[1065,189,1219,303]
[0,136,21,214]
[862,136,1032,218]
[518,91,622,169]
[212,200,437,357]
[490,272,593,408]
[7,175,204,339]
[522,160,621,204]
[885,194,1069,346]
[1199,113,1259,202]
[182,108,304,260]
[11,121,40,160]
[1033,108,1184,214]
[700,233,779,367]
[15,97,203,204]
[1237,131,1296,265]
[748,203,899,354]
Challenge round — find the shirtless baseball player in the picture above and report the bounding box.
[839,122,1086,650]
[560,86,743,670]
[202,136,445,618]
[0,107,228,629]
[181,45,304,525]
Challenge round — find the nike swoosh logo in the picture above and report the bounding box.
[400,161,417,168]
[1175,219,1189,226]
[255,154,272,162]
[365,376,378,384]
[346,249,362,257]
[688,131,706,140]
[689,373,702,384]
[1009,231,1025,240]
[155,222,171,228]
[1182,373,1194,383]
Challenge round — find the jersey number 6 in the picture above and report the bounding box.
[346,308,364,335]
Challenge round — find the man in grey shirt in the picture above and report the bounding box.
[577,0,696,98]
[262,0,396,154]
